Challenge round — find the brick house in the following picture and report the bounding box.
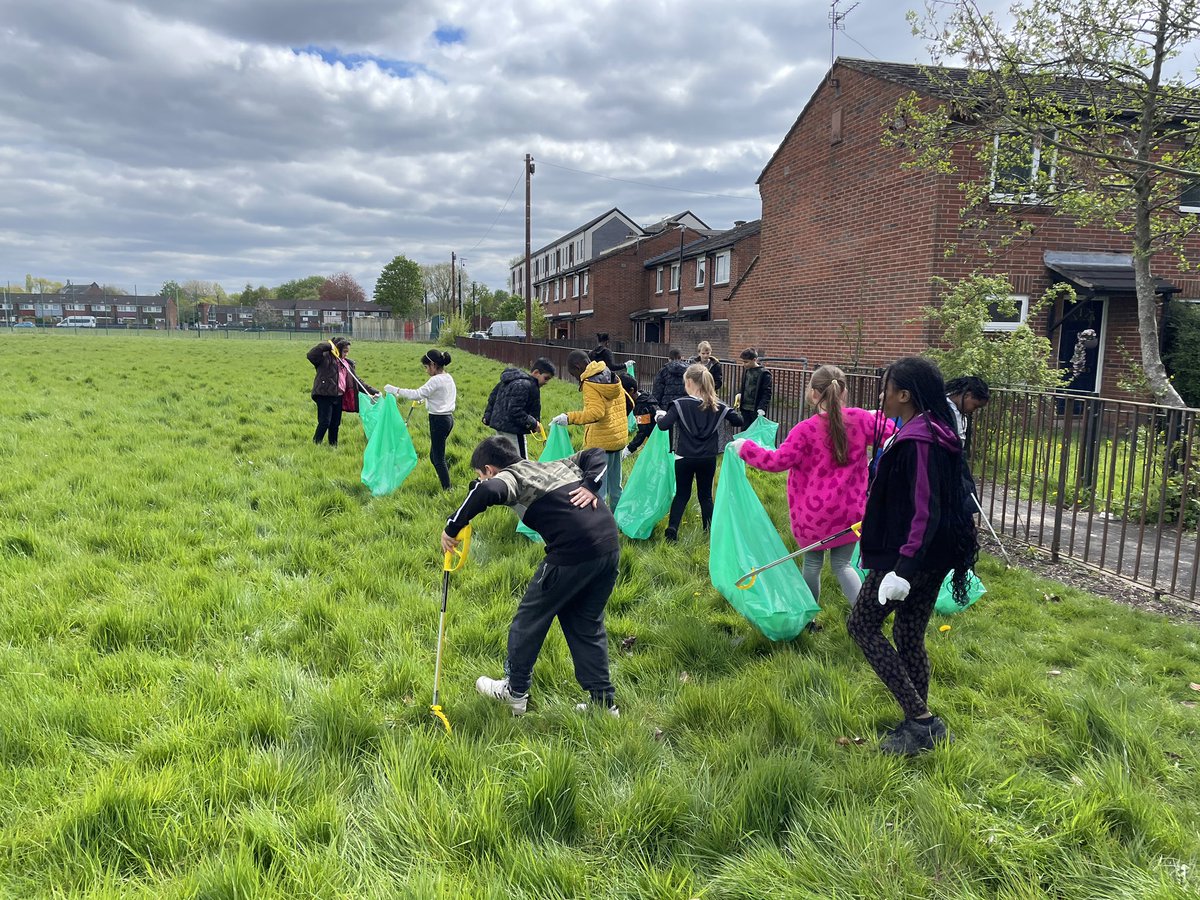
[197,299,391,329]
[729,58,1200,397]
[3,282,176,327]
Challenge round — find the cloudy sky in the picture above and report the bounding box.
[1,0,948,296]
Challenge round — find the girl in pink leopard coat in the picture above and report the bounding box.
[735,365,895,608]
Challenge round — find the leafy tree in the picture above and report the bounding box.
[160,280,182,300]
[375,255,424,319]
[253,300,282,326]
[319,272,366,306]
[276,275,325,301]
[892,0,1200,406]
[921,274,1072,389]
[421,263,455,316]
[494,292,525,321]
[25,275,63,294]
[234,284,273,305]
[529,297,548,339]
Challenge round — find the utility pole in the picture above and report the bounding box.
[450,251,456,320]
[524,154,534,342]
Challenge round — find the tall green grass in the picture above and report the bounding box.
[0,333,1197,897]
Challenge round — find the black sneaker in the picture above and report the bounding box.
[880,716,949,755]
[664,527,678,542]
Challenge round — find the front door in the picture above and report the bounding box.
[1057,296,1107,394]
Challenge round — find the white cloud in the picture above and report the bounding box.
[0,0,936,294]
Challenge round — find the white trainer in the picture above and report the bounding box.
[574,702,620,718]
[475,675,528,715]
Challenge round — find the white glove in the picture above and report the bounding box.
[757,409,766,417]
[728,438,747,454]
[384,384,401,397]
[550,413,568,427]
[877,572,911,605]
[624,360,636,369]
[620,447,631,460]
[654,409,667,422]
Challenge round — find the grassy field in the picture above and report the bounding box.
[1,333,1198,899]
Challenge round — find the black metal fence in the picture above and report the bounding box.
[459,338,1200,605]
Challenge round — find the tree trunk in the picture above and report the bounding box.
[1133,205,1184,407]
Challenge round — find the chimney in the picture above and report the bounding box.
[734,220,746,227]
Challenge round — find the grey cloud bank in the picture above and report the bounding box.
[0,0,929,294]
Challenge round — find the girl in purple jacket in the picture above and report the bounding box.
[734,365,894,608]
[847,356,978,756]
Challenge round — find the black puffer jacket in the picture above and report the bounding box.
[689,356,723,391]
[652,359,690,407]
[308,342,374,398]
[483,367,541,434]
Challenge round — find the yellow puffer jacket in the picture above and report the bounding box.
[567,360,629,452]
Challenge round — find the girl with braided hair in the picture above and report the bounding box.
[732,364,895,608]
[849,356,978,756]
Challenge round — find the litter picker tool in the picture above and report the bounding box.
[528,422,548,445]
[971,492,1011,568]
[431,524,471,735]
[405,400,421,423]
[736,522,862,589]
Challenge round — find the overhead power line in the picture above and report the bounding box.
[465,169,524,254]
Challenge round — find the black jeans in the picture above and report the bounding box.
[313,395,343,445]
[429,413,454,489]
[669,455,717,532]
[505,551,619,704]
[847,568,949,719]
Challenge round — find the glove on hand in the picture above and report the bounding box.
[384,384,400,397]
[550,413,569,427]
[728,438,747,454]
[654,409,667,422]
[620,447,632,460]
[757,409,766,417]
[877,572,911,605]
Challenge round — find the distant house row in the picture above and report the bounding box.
[1,281,392,330]
[512,58,1200,398]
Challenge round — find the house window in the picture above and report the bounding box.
[990,131,1056,202]
[117,305,136,313]
[714,251,731,285]
[143,305,162,313]
[655,267,664,294]
[695,256,706,288]
[670,263,680,292]
[572,275,579,297]
[984,294,1029,332]
[569,244,574,265]
[90,304,108,312]
[1181,181,1200,213]
[553,281,559,302]
[582,271,589,295]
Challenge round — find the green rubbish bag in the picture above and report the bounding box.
[738,413,780,450]
[613,426,675,540]
[848,544,985,614]
[517,424,576,542]
[359,393,418,497]
[709,446,819,640]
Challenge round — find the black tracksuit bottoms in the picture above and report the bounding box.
[313,395,343,446]
[504,550,620,705]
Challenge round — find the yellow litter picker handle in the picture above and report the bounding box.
[531,422,548,443]
[736,522,862,590]
[329,340,341,358]
[443,525,472,572]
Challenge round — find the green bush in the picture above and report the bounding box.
[1164,301,1200,407]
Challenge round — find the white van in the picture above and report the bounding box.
[487,320,526,339]
[56,316,97,328]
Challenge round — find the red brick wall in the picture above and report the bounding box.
[730,63,1200,396]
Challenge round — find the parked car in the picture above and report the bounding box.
[243,325,267,332]
[468,331,489,340]
[11,322,35,328]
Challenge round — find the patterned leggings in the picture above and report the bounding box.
[846,568,948,719]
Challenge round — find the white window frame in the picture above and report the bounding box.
[117,305,137,313]
[1181,180,1200,214]
[90,304,108,312]
[572,275,579,298]
[655,267,664,294]
[989,131,1057,203]
[582,271,589,295]
[143,305,163,313]
[714,250,731,285]
[670,263,680,292]
[984,294,1029,332]
[695,256,706,288]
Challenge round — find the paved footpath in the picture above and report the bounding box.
[976,480,1199,602]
